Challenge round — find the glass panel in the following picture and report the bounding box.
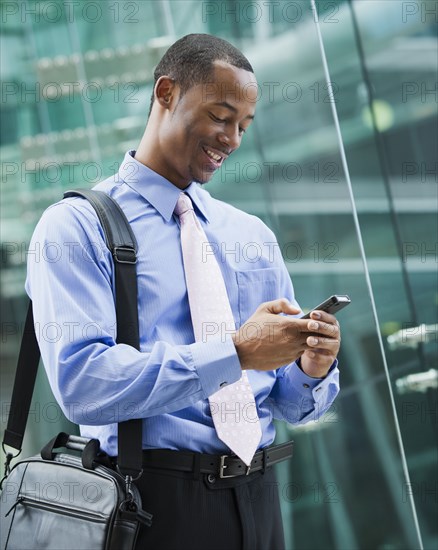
[1,1,435,548]
[333,2,438,547]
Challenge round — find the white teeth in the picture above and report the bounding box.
[205,149,221,162]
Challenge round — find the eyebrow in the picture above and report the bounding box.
[213,101,255,120]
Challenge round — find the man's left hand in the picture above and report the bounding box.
[300,310,341,378]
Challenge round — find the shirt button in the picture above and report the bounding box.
[303,383,310,388]
[219,381,228,388]
[207,474,216,484]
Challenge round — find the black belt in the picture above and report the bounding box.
[141,441,293,479]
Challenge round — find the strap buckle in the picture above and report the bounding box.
[113,246,137,264]
[219,455,251,478]
[219,455,235,478]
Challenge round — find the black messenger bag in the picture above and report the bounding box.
[0,190,152,550]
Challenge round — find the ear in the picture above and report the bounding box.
[154,76,178,110]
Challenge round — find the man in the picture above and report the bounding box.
[27,34,340,549]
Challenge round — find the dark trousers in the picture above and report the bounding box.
[134,465,285,550]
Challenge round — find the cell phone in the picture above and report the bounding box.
[300,294,351,319]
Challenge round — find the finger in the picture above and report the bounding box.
[263,298,301,316]
[307,320,340,338]
[281,319,316,341]
[310,310,338,325]
[306,336,340,351]
[303,348,336,363]
[305,348,335,357]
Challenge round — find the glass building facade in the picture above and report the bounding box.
[1,1,437,548]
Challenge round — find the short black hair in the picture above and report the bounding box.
[148,33,254,116]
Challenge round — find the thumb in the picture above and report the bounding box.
[263,298,301,315]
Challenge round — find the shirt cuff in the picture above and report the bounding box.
[190,336,242,398]
[290,359,339,402]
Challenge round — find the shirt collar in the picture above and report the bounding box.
[118,151,210,223]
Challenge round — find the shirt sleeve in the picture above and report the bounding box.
[268,361,340,423]
[262,228,340,422]
[25,199,242,426]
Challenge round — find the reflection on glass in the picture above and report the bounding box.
[0,1,436,548]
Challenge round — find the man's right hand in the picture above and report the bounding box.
[231,298,330,372]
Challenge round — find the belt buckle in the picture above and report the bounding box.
[219,455,251,478]
[219,455,235,478]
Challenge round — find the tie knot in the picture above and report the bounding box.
[174,193,194,217]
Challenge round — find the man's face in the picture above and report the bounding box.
[155,61,258,188]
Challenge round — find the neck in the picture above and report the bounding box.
[134,124,156,169]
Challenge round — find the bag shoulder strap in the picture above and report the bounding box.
[3,189,143,477]
[2,303,39,452]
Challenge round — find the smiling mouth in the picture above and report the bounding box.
[202,147,226,169]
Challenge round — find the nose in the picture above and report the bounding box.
[218,125,241,152]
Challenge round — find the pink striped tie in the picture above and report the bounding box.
[175,193,262,466]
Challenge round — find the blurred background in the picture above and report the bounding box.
[1,0,437,548]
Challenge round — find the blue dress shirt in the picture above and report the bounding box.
[26,150,339,456]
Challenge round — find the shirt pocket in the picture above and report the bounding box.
[236,267,282,325]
